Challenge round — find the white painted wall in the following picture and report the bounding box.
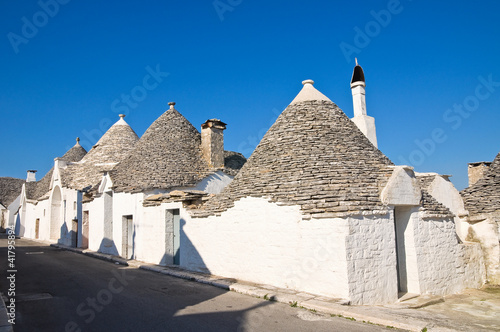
[34,199,50,241]
[7,194,21,230]
[48,187,80,247]
[413,214,485,294]
[345,213,399,304]
[468,214,500,284]
[192,171,233,194]
[181,197,352,300]
[423,175,469,241]
[394,207,421,295]
[84,198,105,252]
[381,167,421,206]
[110,192,144,259]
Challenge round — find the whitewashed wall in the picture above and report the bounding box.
[141,201,183,264]
[413,214,485,294]
[192,171,234,194]
[346,214,398,304]
[181,197,352,300]
[48,187,81,247]
[84,197,105,252]
[110,192,143,259]
[424,175,470,241]
[7,194,21,230]
[467,214,500,284]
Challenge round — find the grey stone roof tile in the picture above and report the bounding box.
[0,177,25,207]
[62,120,138,191]
[26,140,87,200]
[420,190,454,219]
[461,152,500,215]
[223,150,246,176]
[111,107,211,193]
[192,100,394,218]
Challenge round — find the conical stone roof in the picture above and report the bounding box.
[26,138,88,200]
[111,104,211,193]
[461,152,500,215]
[62,138,87,162]
[193,81,394,219]
[62,116,139,190]
[0,177,25,207]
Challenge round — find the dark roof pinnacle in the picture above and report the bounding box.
[351,58,365,84]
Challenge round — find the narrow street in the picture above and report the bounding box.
[0,236,399,332]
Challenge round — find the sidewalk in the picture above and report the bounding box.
[48,241,499,332]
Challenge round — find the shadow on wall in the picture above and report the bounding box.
[14,214,22,236]
[159,218,210,274]
[98,237,119,256]
[58,222,80,247]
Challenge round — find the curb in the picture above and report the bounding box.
[49,243,441,332]
[0,294,13,332]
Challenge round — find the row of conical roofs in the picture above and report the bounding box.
[51,103,244,195]
[11,70,498,220]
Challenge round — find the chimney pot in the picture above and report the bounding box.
[468,161,492,186]
[26,170,37,182]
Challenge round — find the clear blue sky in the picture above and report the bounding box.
[1,0,499,190]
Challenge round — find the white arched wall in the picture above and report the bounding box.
[50,186,63,240]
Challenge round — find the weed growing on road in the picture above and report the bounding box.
[289,301,298,307]
[331,314,356,321]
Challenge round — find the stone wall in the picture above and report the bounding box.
[345,214,398,304]
[414,215,485,294]
[467,213,500,284]
[468,162,491,186]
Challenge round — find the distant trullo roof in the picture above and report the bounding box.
[0,177,25,207]
[193,80,396,219]
[461,152,500,215]
[26,138,88,200]
[62,115,139,191]
[62,137,88,162]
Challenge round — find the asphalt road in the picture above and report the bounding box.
[0,236,399,332]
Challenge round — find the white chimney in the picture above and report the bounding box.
[350,59,378,148]
[201,119,227,169]
[26,170,37,182]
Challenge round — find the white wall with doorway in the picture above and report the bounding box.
[140,201,183,265]
[110,192,144,260]
[393,206,421,295]
[181,197,352,301]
